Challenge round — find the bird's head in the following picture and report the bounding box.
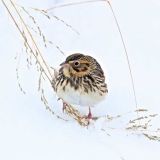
[60,53,101,78]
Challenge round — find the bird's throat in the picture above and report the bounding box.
[63,67,71,78]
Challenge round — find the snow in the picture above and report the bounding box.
[0,0,160,160]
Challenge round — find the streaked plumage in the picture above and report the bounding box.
[55,53,108,118]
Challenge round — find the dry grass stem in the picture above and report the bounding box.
[15,51,26,94]
[45,0,106,11]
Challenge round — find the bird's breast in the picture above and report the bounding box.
[56,76,107,106]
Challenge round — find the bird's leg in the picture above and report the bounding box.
[87,107,92,119]
[57,98,68,113]
[62,101,68,112]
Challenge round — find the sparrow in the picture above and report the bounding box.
[55,53,108,119]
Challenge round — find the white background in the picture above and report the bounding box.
[0,0,160,160]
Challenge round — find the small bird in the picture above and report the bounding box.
[55,53,108,119]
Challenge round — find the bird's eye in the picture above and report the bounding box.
[74,61,80,66]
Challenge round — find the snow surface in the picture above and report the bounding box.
[0,0,160,160]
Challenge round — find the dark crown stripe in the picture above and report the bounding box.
[66,53,84,62]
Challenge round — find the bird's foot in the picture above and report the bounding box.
[86,111,92,120]
[62,102,68,113]
[57,98,68,113]
[83,107,93,125]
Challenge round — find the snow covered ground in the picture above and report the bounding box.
[0,0,160,160]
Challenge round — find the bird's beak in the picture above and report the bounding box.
[60,61,66,66]
[60,61,69,68]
